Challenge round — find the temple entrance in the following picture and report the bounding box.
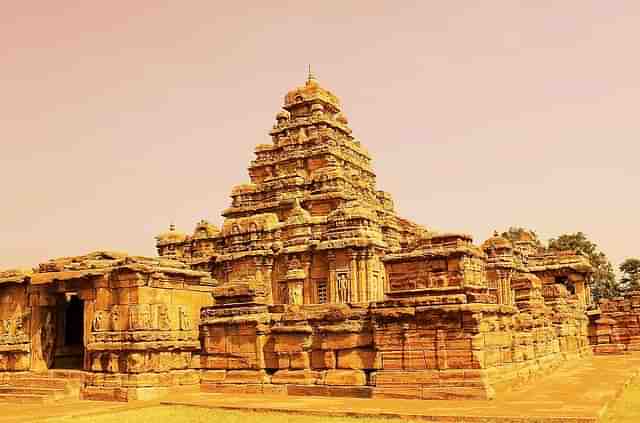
[52,294,85,369]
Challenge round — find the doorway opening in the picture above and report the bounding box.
[52,293,84,369]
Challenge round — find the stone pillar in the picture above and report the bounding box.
[495,279,503,304]
[574,278,586,308]
[349,251,357,303]
[436,329,448,369]
[263,258,275,305]
[286,280,304,305]
[254,256,264,298]
[328,252,337,303]
[358,252,367,303]
[255,325,267,370]
[29,303,47,372]
[302,255,312,305]
[366,253,376,302]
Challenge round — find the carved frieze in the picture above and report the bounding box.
[41,311,56,368]
[129,305,153,331]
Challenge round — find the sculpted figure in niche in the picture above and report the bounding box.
[110,306,121,331]
[41,311,56,368]
[337,273,349,303]
[288,256,302,271]
[249,223,258,241]
[0,320,9,336]
[157,304,171,330]
[279,285,288,304]
[288,284,302,305]
[92,310,109,332]
[14,316,25,337]
[140,305,152,329]
[128,306,142,330]
[91,353,103,372]
[178,307,192,331]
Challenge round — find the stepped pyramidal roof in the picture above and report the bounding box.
[154,74,592,309]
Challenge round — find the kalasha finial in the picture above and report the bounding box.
[307,64,317,84]
[169,223,176,232]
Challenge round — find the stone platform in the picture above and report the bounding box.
[161,353,640,423]
[0,354,637,422]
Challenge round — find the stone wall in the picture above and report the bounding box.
[198,296,590,400]
[0,281,30,372]
[0,253,216,402]
[589,291,640,355]
[82,267,214,401]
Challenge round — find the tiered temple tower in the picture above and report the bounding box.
[156,74,428,305]
[0,73,599,402]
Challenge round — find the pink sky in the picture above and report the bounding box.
[1,1,638,271]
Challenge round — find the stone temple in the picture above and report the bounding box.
[0,74,614,403]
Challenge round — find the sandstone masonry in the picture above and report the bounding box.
[0,75,597,401]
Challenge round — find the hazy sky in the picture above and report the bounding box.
[1,1,639,271]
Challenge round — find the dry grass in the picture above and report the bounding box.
[42,405,416,423]
[41,381,640,423]
[599,379,640,423]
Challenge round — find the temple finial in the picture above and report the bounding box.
[169,223,176,232]
[307,64,316,83]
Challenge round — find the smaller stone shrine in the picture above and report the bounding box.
[0,251,215,401]
[589,291,640,355]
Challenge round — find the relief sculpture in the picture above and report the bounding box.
[92,310,109,332]
[178,306,192,331]
[337,272,349,303]
[41,311,56,369]
[157,304,171,330]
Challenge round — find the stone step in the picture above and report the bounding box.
[0,393,54,404]
[0,386,65,396]
[6,377,70,390]
[47,369,88,381]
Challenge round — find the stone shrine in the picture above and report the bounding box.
[0,74,598,401]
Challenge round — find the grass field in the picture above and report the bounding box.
[42,380,640,423]
[42,406,418,423]
[599,378,640,423]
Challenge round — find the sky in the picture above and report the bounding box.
[1,1,639,271]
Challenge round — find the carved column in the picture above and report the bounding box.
[571,275,586,308]
[357,251,367,303]
[254,255,264,292]
[263,257,275,305]
[328,252,337,303]
[366,252,375,302]
[435,328,448,369]
[349,251,358,303]
[302,254,312,305]
[379,256,386,300]
[493,275,503,305]
[255,324,267,370]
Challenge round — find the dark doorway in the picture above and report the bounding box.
[52,294,84,369]
[555,276,575,295]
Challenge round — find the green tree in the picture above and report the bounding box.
[500,227,543,249]
[620,258,640,292]
[547,232,619,301]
